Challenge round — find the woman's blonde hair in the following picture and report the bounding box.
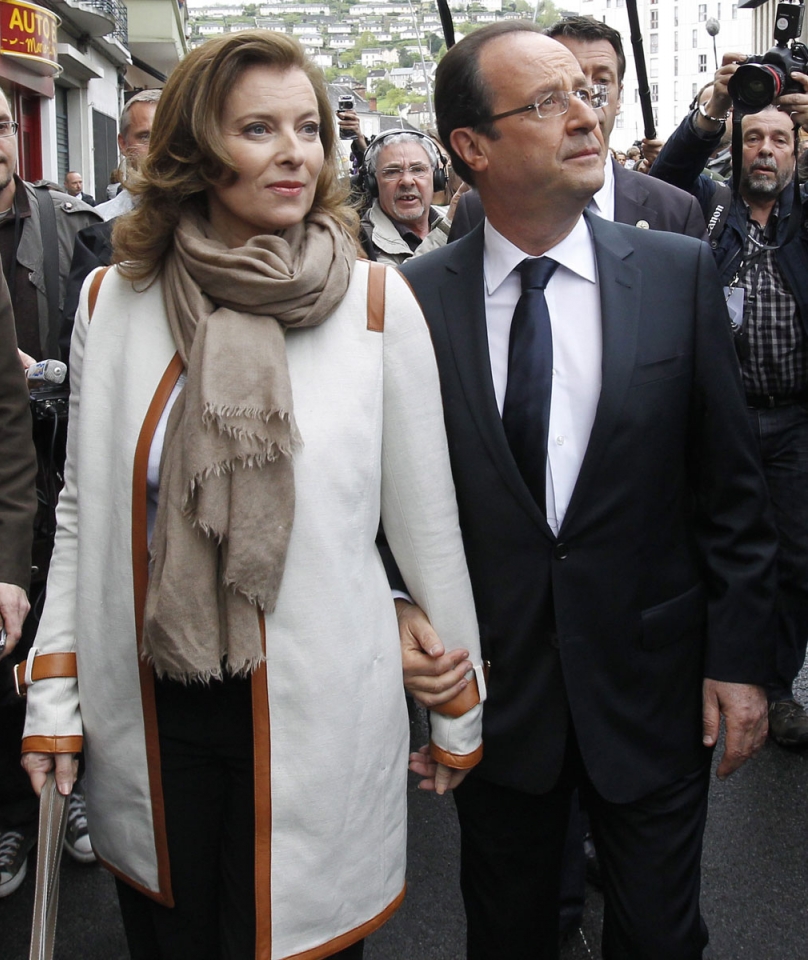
[114,31,356,279]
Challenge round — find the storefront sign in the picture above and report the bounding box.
[0,0,59,76]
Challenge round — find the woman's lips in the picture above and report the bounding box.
[268,182,304,196]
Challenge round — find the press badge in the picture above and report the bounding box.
[723,286,745,332]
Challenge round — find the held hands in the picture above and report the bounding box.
[774,71,808,129]
[409,744,470,795]
[702,678,768,780]
[21,752,78,797]
[396,598,472,708]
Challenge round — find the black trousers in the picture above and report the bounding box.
[116,674,366,960]
[453,731,711,960]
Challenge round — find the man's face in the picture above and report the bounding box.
[0,91,18,194]
[554,36,622,148]
[740,108,795,202]
[465,33,604,217]
[375,140,434,228]
[64,172,82,196]
[118,101,157,167]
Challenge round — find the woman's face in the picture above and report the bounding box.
[207,64,325,246]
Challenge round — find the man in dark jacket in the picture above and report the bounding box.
[651,53,808,748]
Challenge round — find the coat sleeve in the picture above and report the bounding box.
[689,242,777,683]
[378,265,484,769]
[20,269,102,755]
[0,269,36,590]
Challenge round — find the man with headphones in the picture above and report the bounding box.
[360,130,462,264]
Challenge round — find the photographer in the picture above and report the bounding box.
[652,51,808,749]
[359,130,463,265]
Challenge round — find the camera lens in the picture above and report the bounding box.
[728,63,785,113]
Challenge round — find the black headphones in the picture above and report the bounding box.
[363,129,449,199]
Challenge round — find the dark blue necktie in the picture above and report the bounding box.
[502,256,559,512]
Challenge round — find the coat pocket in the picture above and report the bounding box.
[640,582,706,651]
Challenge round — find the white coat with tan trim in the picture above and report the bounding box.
[22,259,483,960]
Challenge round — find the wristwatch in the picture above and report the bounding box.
[698,100,731,123]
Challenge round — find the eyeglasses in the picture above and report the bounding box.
[378,163,431,181]
[0,121,19,139]
[484,85,610,125]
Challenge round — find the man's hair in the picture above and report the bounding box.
[545,15,626,84]
[119,89,163,140]
[364,131,441,178]
[114,31,355,281]
[435,21,542,185]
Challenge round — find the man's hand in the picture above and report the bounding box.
[445,181,470,223]
[0,582,30,659]
[21,751,78,797]
[396,599,471,708]
[702,678,768,780]
[17,348,36,372]
[336,109,367,151]
[639,137,664,169]
[409,744,470,795]
[775,71,808,129]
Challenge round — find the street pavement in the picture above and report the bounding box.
[1,674,807,960]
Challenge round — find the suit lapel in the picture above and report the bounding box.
[560,213,640,534]
[439,225,554,537]
[613,160,656,229]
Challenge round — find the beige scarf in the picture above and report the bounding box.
[142,208,356,681]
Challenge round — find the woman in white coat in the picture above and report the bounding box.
[19,31,484,960]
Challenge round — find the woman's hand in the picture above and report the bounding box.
[409,744,470,795]
[22,752,78,797]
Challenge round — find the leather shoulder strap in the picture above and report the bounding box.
[366,260,385,332]
[88,265,112,321]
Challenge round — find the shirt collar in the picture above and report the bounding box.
[484,214,597,296]
[588,155,615,220]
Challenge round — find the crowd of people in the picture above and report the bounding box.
[1,12,807,960]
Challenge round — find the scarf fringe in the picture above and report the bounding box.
[141,650,267,684]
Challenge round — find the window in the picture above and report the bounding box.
[650,10,658,27]
[698,3,707,21]
[615,114,624,129]
[674,6,678,26]
[674,33,678,52]
[698,53,707,72]
[650,60,658,78]
[650,34,658,54]
[732,3,738,17]
[717,3,721,17]
[692,82,698,98]
[651,83,659,103]
[692,29,698,48]
[634,88,639,103]
[674,57,678,76]
[674,81,679,100]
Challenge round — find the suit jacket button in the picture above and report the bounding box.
[555,542,568,559]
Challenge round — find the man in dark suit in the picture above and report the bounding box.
[398,22,776,960]
[449,16,707,244]
[63,171,96,207]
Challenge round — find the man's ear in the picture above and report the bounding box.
[450,127,489,176]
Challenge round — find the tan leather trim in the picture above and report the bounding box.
[97,854,174,907]
[431,674,481,718]
[14,652,78,695]
[429,741,484,770]
[88,265,112,321]
[252,614,272,960]
[131,351,184,909]
[366,260,386,332]
[282,884,406,960]
[21,735,83,754]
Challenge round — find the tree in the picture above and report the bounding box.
[398,48,416,68]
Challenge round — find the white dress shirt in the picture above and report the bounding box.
[483,216,602,535]
[589,156,616,222]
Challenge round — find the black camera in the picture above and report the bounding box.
[728,2,808,113]
[337,95,355,140]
